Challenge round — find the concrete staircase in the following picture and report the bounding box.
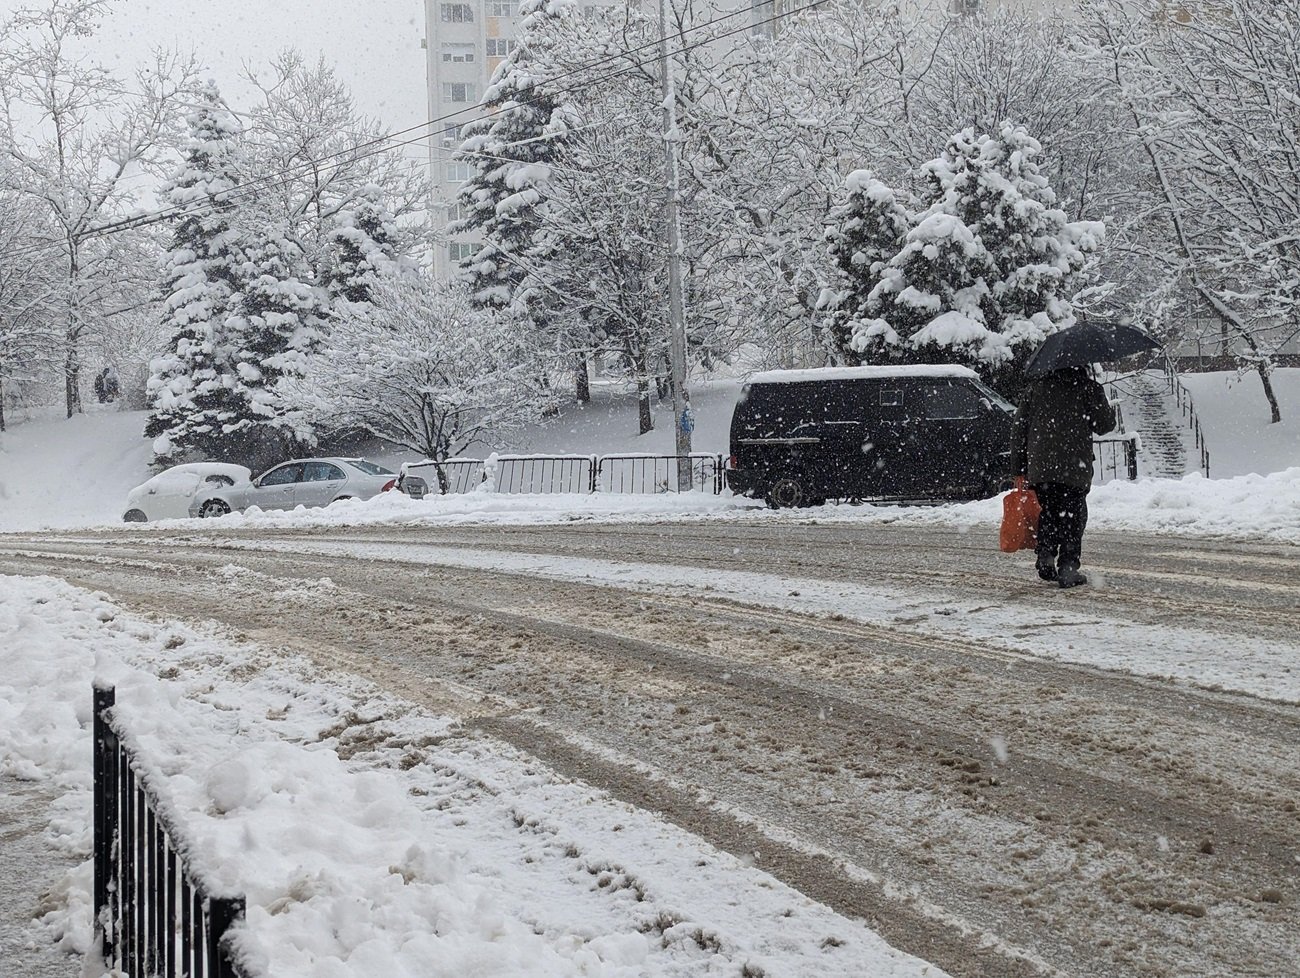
[1111,371,1190,479]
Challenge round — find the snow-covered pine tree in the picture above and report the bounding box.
[224,225,331,450]
[325,183,402,310]
[451,0,579,309]
[852,124,1102,390]
[821,171,911,365]
[146,82,248,464]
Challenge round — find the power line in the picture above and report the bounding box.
[0,0,824,264]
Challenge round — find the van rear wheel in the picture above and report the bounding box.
[766,475,807,509]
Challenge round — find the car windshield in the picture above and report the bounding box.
[971,379,1016,413]
[345,459,394,476]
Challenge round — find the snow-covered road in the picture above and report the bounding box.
[2,520,1298,978]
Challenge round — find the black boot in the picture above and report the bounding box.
[1058,565,1088,589]
[1035,551,1057,582]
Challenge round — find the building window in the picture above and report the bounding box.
[442,82,476,103]
[441,42,476,62]
[437,124,464,149]
[444,161,474,182]
[485,38,516,57]
[440,3,474,22]
[488,1,515,16]
[446,202,468,223]
[449,242,477,262]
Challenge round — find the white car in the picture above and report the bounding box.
[122,463,252,523]
[192,457,400,518]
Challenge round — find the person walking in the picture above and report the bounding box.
[1009,365,1116,589]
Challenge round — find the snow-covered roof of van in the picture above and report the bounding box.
[745,364,979,384]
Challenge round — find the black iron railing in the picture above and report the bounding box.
[597,454,725,494]
[1162,358,1212,477]
[94,685,248,978]
[1093,432,1140,483]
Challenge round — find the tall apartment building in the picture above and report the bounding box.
[423,0,528,279]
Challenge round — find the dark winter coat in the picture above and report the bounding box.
[1009,367,1116,490]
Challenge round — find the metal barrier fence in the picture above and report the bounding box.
[495,455,596,494]
[405,454,726,495]
[597,454,725,494]
[405,458,485,495]
[1094,433,1140,484]
[94,685,248,978]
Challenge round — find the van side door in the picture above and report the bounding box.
[912,379,991,498]
[856,381,907,497]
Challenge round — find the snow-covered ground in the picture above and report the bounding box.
[0,574,946,978]
[1180,368,1300,478]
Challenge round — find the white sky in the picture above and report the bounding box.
[0,0,430,130]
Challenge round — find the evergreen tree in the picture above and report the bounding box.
[452,0,579,310]
[146,82,248,464]
[849,124,1102,389]
[224,226,331,448]
[821,171,911,364]
[326,183,402,309]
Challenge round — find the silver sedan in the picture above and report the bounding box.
[191,457,399,518]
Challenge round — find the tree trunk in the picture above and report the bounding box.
[0,377,6,432]
[1256,361,1282,425]
[628,346,653,435]
[638,376,653,434]
[65,347,81,418]
[66,244,83,418]
[575,355,590,403]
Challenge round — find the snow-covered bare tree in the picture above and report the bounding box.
[0,0,199,417]
[1083,0,1296,422]
[0,190,59,430]
[243,51,429,278]
[307,275,549,490]
[673,0,943,367]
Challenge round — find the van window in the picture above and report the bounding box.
[740,381,868,431]
[920,381,984,420]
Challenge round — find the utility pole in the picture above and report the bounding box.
[658,0,693,487]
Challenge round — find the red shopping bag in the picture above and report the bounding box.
[1000,478,1041,553]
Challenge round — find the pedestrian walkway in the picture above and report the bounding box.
[1119,371,1189,479]
[0,776,83,978]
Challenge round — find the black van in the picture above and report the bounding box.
[726,365,1015,507]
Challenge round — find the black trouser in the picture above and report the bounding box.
[1034,482,1089,570]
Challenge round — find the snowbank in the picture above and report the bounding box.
[103,466,1300,546]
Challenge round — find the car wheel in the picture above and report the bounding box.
[122,509,147,523]
[765,474,807,509]
[199,499,231,518]
[330,496,354,505]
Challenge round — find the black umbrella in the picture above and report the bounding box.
[1023,321,1161,377]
